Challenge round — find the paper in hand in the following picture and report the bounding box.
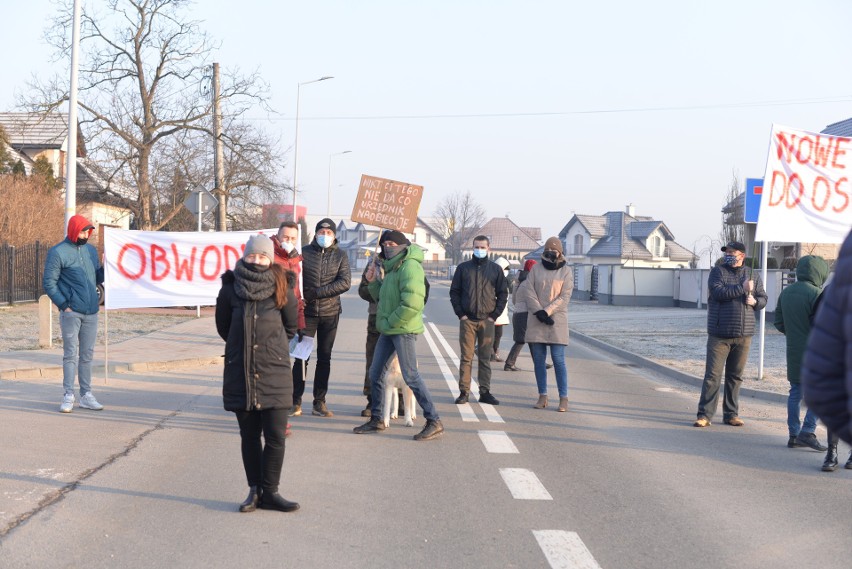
[289,334,314,360]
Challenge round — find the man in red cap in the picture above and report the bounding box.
[43,215,105,413]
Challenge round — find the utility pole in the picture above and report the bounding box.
[213,63,227,231]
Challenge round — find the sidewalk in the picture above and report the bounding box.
[0,317,223,380]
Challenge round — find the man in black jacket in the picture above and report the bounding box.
[450,235,508,406]
[694,241,768,428]
[294,218,351,417]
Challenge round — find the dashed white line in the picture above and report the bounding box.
[499,468,553,500]
[422,325,479,422]
[478,430,519,453]
[533,530,603,569]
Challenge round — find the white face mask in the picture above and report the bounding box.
[316,234,333,249]
[473,249,487,259]
[280,240,295,254]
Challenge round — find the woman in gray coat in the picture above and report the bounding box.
[523,237,574,411]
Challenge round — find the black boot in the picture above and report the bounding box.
[353,417,386,434]
[822,444,839,472]
[259,491,300,512]
[414,419,444,441]
[479,390,500,405]
[239,486,261,513]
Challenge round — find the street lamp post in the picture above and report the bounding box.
[292,76,333,223]
[327,151,352,216]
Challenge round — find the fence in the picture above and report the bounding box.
[0,242,50,305]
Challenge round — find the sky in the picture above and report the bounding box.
[4,1,852,265]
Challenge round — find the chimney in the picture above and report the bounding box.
[626,203,635,217]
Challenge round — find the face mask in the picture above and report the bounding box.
[244,261,270,272]
[542,250,558,261]
[316,234,333,249]
[75,238,88,246]
[473,249,487,259]
[503,270,509,277]
[723,255,737,267]
[383,244,405,259]
[279,240,295,254]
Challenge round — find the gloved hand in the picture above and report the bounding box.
[544,315,555,326]
[297,329,305,341]
[535,310,549,323]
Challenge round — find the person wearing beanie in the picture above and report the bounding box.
[216,234,300,513]
[449,235,509,406]
[296,218,351,417]
[489,257,512,363]
[354,229,443,440]
[43,215,105,413]
[522,237,573,412]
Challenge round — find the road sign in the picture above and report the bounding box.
[744,177,763,224]
[183,188,218,216]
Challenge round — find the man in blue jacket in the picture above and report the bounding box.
[43,215,105,413]
[694,242,767,427]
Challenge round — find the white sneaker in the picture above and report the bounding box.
[79,392,104,411]
[59,393,75,413]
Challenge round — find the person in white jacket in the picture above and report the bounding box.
[490,257,512,362]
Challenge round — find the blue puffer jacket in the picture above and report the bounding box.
[706,264,767,338]
[43,215,103,314]
[803,231,852,445]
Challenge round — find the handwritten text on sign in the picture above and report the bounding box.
[351,174,424,233]
[756,124,852,244]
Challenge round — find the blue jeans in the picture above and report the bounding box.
[529,343,568,398]
[59,310,98,395]
[787,382,817,437]
[697,335,751,421]
[369,334,439,422]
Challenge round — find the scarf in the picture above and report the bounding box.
[233,260,277,301]
[541,257,566,271]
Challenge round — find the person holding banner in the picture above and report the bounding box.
[294,218,352,418]
[216,235,300,513]
[43,215,105,414]
[450,236,508,406]
[694,241,768,428]
[353,230,444,441]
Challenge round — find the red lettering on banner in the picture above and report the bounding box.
[151,244,170,281]
[200,246,222,280]
[224,245,242,271]
[767,170,850,213]
[832,137,850,169]
[171,244,196,280]
[775,132,794,163]
[117,243,146,280]
[834,178,850,213]
[768,171,787,207]
[776,131,851,170]
[786,174,803,208]
[811,177,831,212]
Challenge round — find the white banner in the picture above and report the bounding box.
[103,228,276,309]
[756,124,852,243]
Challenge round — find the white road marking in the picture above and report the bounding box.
[532,530,603,569]
[427,322,505,423]
[478,430,519,453]
[499,468,552,500]
[422,325,479,422]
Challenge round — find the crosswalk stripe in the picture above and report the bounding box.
[499,468,552,500]
[478,430,519,453]
[532,530,602,569]
[422,325,479,422]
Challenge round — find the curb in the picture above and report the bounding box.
[0,356,223,381]
[570,330,788,405]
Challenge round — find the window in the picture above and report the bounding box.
[512,235,519,244]
[573,234,583,255]
[652,236,663,256]
[426,234,432,243]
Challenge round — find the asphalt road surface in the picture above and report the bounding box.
[1,282,850,569]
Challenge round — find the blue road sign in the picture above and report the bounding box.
[744,177,763,224]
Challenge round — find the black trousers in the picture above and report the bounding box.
[292,312,340,405]
[364,314,380,401]
[235,408,288,493]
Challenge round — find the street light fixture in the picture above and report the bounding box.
[292,76,334,222]
[327,151,352,216]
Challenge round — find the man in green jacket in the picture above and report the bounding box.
[353,230,443,441]
[774,255,829,451]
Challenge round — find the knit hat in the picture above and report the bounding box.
[244,234,274,261]
[544,236,563,254]
[379,229,410,246]
[523,259,537,272]
[315,218,336,234]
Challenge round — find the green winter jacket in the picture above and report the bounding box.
[368,244,426,335]
[773,255,830,383]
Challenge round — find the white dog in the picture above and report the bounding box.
[382,355,417,428]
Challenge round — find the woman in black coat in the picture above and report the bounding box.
[216,235,299,513]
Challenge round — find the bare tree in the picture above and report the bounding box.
[720,169,744,246]
[432,191,487,263]
[0,176,64,247]
[28,0,275,230]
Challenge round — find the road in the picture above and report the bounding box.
[1,282,850,568]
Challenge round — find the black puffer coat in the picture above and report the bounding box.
[215,270,298,412]
[706,264,768,338]
[301,239,351,318]
[803,231,852,444]
[450,257,509,321]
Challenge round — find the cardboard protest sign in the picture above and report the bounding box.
[351,174,423,233]
[756,124,852,243]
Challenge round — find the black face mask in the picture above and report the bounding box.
[244,262,270,272]
[542,250,558,261]
[383,244,406,259]
[75,238,89,246]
